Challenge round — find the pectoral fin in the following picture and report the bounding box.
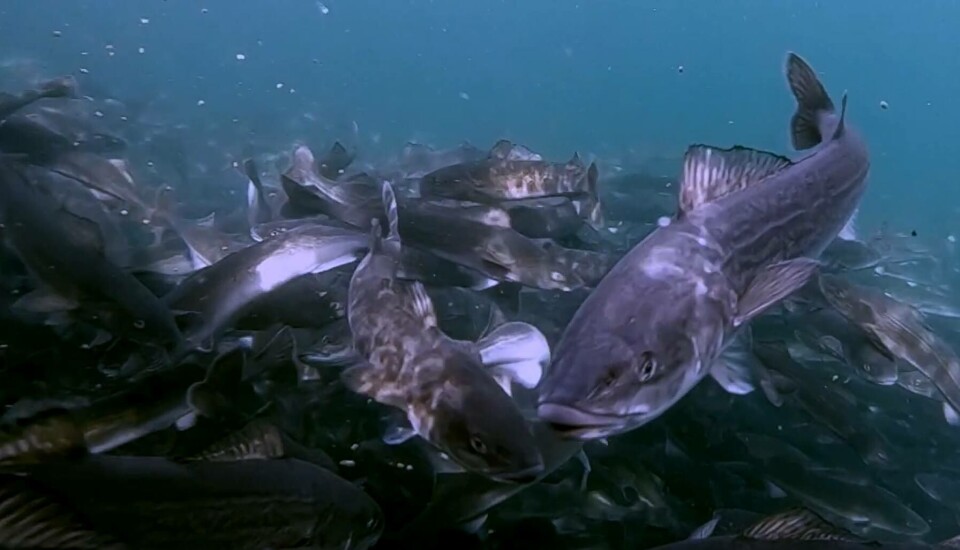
[735,258,820,327]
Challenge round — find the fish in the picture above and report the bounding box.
[342,180,544,481]
[648,508,947,549]
[790,307,899,385]
[0,359,242,465]
[537,52,870,440]
[164,222,368,351]
[0,74,76,121]
[420,149,604,229]
[397,199,604,291]
[817,273,960,426]
[23,456,384,549]
[0,159,182,349]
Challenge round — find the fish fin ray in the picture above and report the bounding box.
[735,258,820,327]
[407,281,438,328]
[679,145,793,214]
[477,322,550,389]
[832,92,848,140]
[742,508,860,542]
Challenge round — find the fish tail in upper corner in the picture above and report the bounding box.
[785,52,844,150]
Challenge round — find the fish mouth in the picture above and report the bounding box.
[537,403,630,441]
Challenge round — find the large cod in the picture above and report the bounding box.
[537,53,870,440]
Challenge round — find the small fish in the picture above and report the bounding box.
[421,147,604,229]
[818,273,960,425]
[343,181,544,481]
[164,222,368,351]
[0,361,239,464]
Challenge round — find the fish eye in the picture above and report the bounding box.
[638,353,657,382]
[469,435,488,455]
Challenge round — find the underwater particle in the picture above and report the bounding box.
[657,216,671,228]
[196,99,205,106]
[289,88,296,94]
[316,1,330,14]
[235,53,246,61]
[948,234,956,243]
[677,64,684,73]
[138,47,145,54]
[201,7,208,14]
[339,459,356,467]
[140,17,150,24]
[458,91,470,101]
[880,100,889,110]
[52,30,62,37]
[911,230,918,237]
[79,68,89,74]
[275,82,283,89]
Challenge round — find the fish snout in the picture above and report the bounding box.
[537,402,623,441]
[496,461,545,484]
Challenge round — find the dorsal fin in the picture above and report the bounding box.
[832,92,848,140]
[381,181,400,245]
[407,281,438,328]
[742,508,860,542]
[679,145,793,215]
[567,152,583,168]
[489,139,514,160]
[291,145,317,178]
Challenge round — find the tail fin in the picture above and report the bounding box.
[785,52,835,150]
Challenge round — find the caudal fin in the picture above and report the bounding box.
[785,52,835,150]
